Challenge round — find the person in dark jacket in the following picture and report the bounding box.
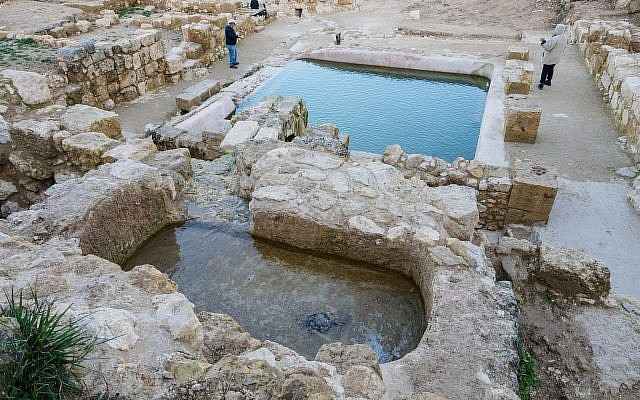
[250,0,260,9]
[225,20,239,69]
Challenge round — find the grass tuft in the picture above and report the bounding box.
[0,288,105,400]
[517,342,538,400]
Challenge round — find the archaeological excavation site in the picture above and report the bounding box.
[1,0,640,398]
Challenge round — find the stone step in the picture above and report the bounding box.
[175,79,223,113]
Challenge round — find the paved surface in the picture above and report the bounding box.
[539,178,640,296]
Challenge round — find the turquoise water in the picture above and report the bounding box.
[240,60,490,161]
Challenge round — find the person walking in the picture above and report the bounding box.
[225,19,239,69]
[538,24,568,90]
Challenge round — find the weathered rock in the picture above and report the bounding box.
[152,292,202,346]
[176,79,222,112]
[88,307,139,351]
[315,342,380,375]
[60,104,122,139]
[280,372,336,400]
[175,95,235,135]
[102,138,157,162]
[395,393,448,400]
[7,160,186,263]
[234,96,309,141]
[61,132,119,170]
[220,120,260,151]
[199,312,262,363]
[9,119,60,158]
[1,115,12,163]
[164,352,212,384]
[8,150,54,180]
[127,264,177,294]
[535,246,611,301]
[0,69,52,106]
[343,365,384,400]
[143,148,193,191]
[0,179,17,200]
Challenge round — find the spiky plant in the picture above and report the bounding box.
[0,288,103,400]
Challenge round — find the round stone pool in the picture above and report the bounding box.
[125,219,425,362]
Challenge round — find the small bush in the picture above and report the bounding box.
[0,288,104,400]
[517,343,537,400]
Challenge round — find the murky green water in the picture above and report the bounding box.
[126,219,425,362]
[240,60,489,161]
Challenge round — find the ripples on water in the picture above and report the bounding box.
[125,220,425,362]
[240,60,489,161]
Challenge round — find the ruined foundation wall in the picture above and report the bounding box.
[58,29,170,108]
[573,19,640,162]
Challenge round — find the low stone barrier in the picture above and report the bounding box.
[382,145,558,229]
[573,19,640,161]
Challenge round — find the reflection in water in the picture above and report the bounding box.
[125,220,425,362]
[239,59,489,161]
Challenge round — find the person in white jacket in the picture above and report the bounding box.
[538,24,568,90]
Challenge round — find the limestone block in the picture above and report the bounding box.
[536,246,611,301]
[343,365,385,400]
[62,132,120,169]
[0,115,9,164]
[8,151,54,180]
[315,342,380,374]
[152,292,202,345]
[503,60,535,95]
[164,352,212,384]
[88,307,139,351]
[506,46,529,61]
[506,160,557,224]
[175,96,235,134]
[0,69,52,106]
[60,104,122,139]
[254,127,279,141]
[504,96,541,144]
[176,79,222,112]
[143,148,193,190]
[102,138,157,162]
[0,179,17,201]
[199,312,262,363]
[182,41,204,59]
[234,96,309,141]
[220,121,260,151]
[182,23,214,48]
[10,119,60,158]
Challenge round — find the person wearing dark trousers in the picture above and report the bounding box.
[225,20,239,69]
[539,24,568,90]
[250,0,260,8]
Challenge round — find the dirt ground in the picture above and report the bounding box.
[0,0,84,33]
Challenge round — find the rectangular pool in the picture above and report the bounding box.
[239,60,490,161]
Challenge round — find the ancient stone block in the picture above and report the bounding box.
[176,79,222,112]
[221,121,260,151]
[0,69,52,106]
[506,46,529,61]
[536,246,611,301]
[61,104,122,139]
[10,119,60,158]
[506,160,557,224]
[504,95,541,143]
[61,132,120,170]
[503,60,535,95]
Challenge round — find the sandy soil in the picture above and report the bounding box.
[0,0,84,33]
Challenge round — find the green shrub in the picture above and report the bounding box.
[517,343,537,400]
[0,288,105,400]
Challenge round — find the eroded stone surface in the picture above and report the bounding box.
[60,104,122,139]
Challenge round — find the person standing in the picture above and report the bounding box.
[225,19,239,69]
[539,24,568,90]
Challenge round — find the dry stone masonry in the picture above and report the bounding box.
[59,30,170,108]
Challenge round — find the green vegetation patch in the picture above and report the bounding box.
[517,342,538,400]
[0,38,56,69]
[0,288,108,400]
[117,6,152,18]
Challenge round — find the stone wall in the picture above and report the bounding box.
[382,145,558,230]
[58,29,170,108]
[573,19,640,162]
